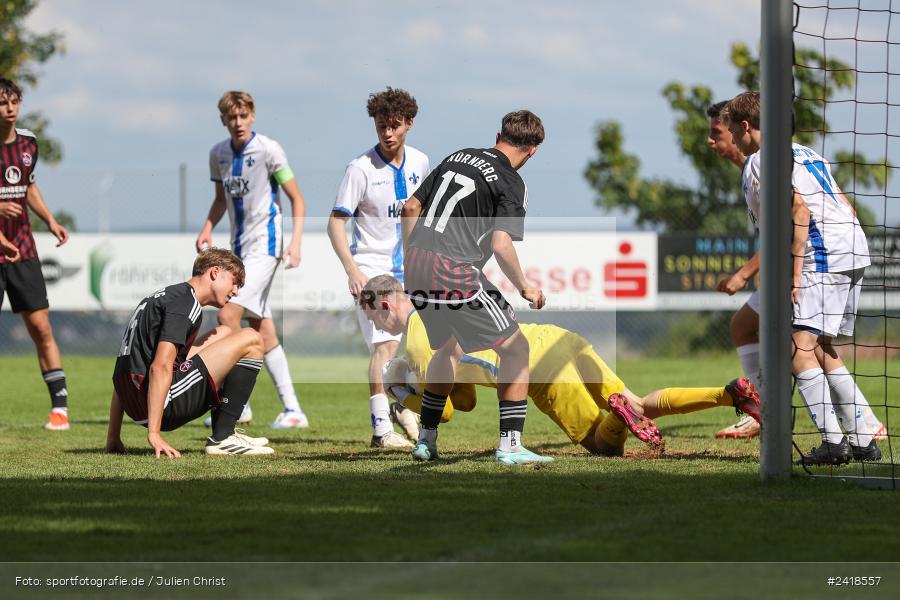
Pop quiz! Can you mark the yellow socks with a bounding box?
[655,387,730,416]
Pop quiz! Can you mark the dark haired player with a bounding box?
[400,110,550,465]
[0,77,73,431]
[106,248,275,458]
[327,86,430,449]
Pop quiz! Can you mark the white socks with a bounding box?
[370,393,392,437]
[736,343,761,391]
[499,430,523,452]
[826,366,875,447]
[796,368,844,444]
[264,345,303,413]
[419,426,438,444]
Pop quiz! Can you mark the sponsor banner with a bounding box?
[34,233,350,312]
[658,233,900,310]
[481,232,657,310]
[659,234,758,293]
[34,231,657,311]
[863,233,900,291]
[33,231,897,311]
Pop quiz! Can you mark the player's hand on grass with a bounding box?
[521,288,545,309]
[283,242,301,269]
[196,231,213,253]
[0,201,23,219]
[348,268,369,299]
[105,438,126,454]
[49,222,69,246]
[148,433,181,458]
[717,273,747,295]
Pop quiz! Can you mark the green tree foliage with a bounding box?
[1,0,65,164]
[30,210,76,233]
[585,42,886,231]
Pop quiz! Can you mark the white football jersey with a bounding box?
[741,152,762,229]
[742,145,869,273]
[333,145,430,278]
[209,133,294,259]
[791,144,869,273]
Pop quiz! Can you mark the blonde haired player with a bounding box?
[360,275,761,456]
[197,90,309,429]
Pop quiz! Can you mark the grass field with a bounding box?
[1,353,899,570]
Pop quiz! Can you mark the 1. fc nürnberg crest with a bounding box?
[5,166,21,184]
[179,359,193,372]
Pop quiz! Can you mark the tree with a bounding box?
[1,0,65,164]
[31,210,76,233]
[585,42,886,232]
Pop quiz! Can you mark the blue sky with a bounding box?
[23,1,769,232]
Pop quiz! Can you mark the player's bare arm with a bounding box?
[400,195,422,255]
[327,210,368,297]
[791,190,810,305]
[718,250,760,295]
[146,340,182,458]
[25,184,68,246]
[491,230,545,309]
[197,183,227,252]
[105,390,126,454]
[281,177,306,268]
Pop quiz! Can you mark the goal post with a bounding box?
[760,0,796,481]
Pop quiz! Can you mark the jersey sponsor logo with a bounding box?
[224,177,250,196]
[604,241,648,298]
[4,166,21,184]
[0,184,27,199]
[22,152,32,167]
[388,201,403,218]
[179,359,193,373]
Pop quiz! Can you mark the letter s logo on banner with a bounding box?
[604,242,647,298]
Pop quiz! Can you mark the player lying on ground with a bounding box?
[105,248,275,458]
[725,92,883,466]
[361,275,761,456]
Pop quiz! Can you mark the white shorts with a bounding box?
[229,254,279,319]
[792,269,863,338]
[745,289,760,314]
[355,265,403,351]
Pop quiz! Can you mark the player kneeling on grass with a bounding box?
[105,248,274,458]
[362,275,761,457]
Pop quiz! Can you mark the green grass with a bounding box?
[1,353,899,565]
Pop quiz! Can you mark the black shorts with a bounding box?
[0,258,49,313]
[411,278,519,353]
[113,356,220,431]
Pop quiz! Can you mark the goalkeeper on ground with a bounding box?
[360,275,760,455]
